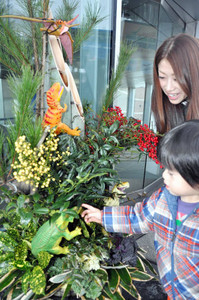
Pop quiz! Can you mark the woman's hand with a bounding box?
[81,204,102,224]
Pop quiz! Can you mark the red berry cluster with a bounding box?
[102,107,161,166]
[103,106,128,127]
[136,124,161,165]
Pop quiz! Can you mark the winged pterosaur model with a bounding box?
[0,14,79,64]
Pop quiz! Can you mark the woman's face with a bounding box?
[158,58,187,105]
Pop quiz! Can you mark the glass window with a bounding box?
[115,0,185,191]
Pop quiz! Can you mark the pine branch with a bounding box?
[6,66,42,177]
[73,3,106,53]
[27,0,40,72]
[56,0,79,21]
[0,19,30,65]
[0,57,21,75]
[103,42,136,110]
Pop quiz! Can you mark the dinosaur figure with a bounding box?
[0,15,78,64]
[42,82,81,136]
[103,182,130,206]
[31,210,82,257]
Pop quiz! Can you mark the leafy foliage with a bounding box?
[0,115,158,299]
[0,65,161,300]
[0,5,160,297]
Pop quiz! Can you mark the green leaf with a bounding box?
[49,271,71,283]
[130,270,154,281]
[79,218,90,238]
[116,267,131,286]
[137,252,157,275]
[0,231,16,248]
[99,148,107,156]
[46,193,55,204]
[95,268,108,282]
[30,266,46,295]
[0,269,20,292]
[135,256,145,272]
[61,283,72,300]
[33,193,40,202]
[109,121,120,135]
[17,195,26,208]
[86,279,103,299]
[37,251,53,269]
[76,159,92,173]
[63,209,79,219]
[18,208,32,225]
[90,140,99,151]
[22,270,31,293]
[5,201,17,211]
[103,284,124,299]
[120,279,140,299]
[102,144,115,151]
[109,136,119,144]
[107,269,120,293]
[33,206,49,215]
[14,240,28,261]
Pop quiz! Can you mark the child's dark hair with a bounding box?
[157,120,199,187]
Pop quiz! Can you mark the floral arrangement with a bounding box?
[0,107,160,299]
[0,68,161,300]
[93,105,161,165]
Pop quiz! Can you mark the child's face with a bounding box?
[162,168,199,203]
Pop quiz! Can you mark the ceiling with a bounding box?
[162,0,199,23]
[121,0,199,89]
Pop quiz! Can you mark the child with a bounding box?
[82,120,199,300]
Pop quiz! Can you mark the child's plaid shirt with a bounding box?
[102,186,199,300]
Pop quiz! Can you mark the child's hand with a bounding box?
[81,204,102,224]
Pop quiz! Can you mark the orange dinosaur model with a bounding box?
[42,82,81,136]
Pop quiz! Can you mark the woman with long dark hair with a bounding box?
[151,33,199,134]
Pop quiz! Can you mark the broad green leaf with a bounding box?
[130,270,154,281]
[0,269,20,292]
[120,279,140,299]
[116,267,131,285]
[14,240,28,261]
[64,209,79,218]
[109,121,120,135]
[32,193,40,202]
[135,256,145,272]
[102,144,115,151]
[17,195,26,208]
[95,268,108,282]
[103,284,124,299]
[107,269,120,293]
[33,206,49,215]
[30,266,46,295]
[137,252,157,275]
[37,251,53,269]
[18,208,32,225]
[22,270,31,293]
[49,271,71,283]
[109,136,119,144]
[0,231,16,247]
[100,148,107,156]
